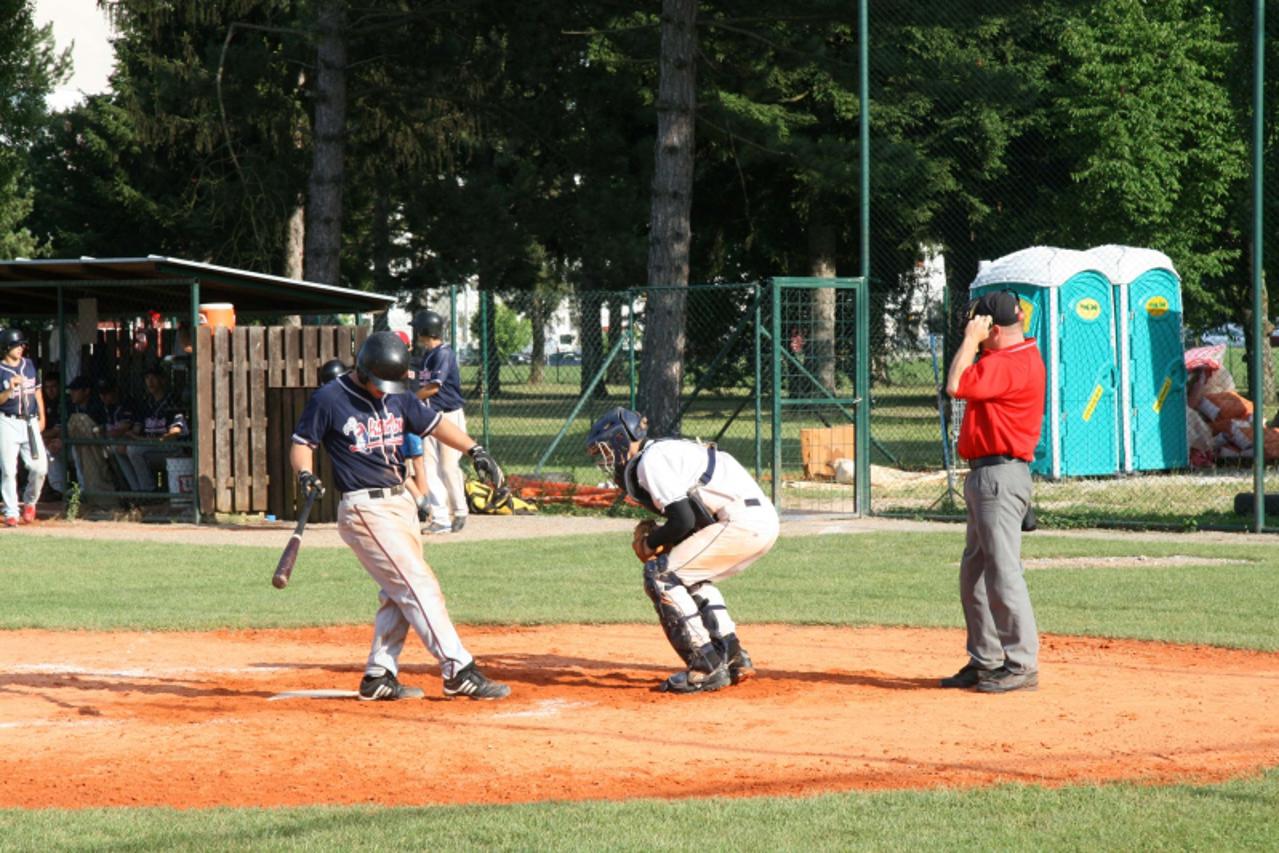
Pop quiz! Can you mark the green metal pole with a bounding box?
[770,279,782,507]
[628,290,637,409]
[754,282,762,481]
[1252,0,1265,532]
[190,279,201,523]
[480,290,491,448]
[855,0,872,517]
[450,284,458,347]
[56,287,68,508]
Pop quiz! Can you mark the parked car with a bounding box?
[1201,323,1245,347]
[547,350,582,366]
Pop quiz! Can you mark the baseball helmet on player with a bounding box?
[586,407,648,476]
[355,331,410,394]
[319,358,348,385]
[0,328,27,352]
[411,310,445,339]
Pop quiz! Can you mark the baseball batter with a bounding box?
[587,407,779,693]
[0,328,48,526]
[290,332,509,701]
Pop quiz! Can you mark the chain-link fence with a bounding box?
[425,281,863,514]
[862,2,1279,531]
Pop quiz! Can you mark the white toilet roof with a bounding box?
[970,246,1107,291]
[1086,244,1180,284]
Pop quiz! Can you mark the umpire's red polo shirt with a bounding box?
[955,339,1046,461]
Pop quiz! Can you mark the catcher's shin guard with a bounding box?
[690,582,738,640]
[643,556,714,666]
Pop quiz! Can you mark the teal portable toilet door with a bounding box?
[1058,275,1118,475]
[1127,274,1188,469]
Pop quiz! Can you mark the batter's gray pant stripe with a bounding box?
[351,503,465,677]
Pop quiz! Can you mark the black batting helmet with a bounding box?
[411,310,445,339]
[355,331,410,394]
[319,358,348,385]
[0,328,27,351]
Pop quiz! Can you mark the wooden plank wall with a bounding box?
[195,324,371,522]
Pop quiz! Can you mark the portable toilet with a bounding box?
[1087,245,1188,472]
[970,246,1119,478]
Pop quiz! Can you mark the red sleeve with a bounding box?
[955,356,1014,402]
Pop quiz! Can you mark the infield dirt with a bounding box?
[3,624,1278,808]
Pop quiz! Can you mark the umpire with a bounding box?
[941,291,1044,694]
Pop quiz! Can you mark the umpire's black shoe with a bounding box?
[939,663,998,688]
[359,672,425,701]
[976,666,1039,694]
[443,663,511,700]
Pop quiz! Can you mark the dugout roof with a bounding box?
[0,256,396,317]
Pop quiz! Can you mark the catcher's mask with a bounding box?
[586,407,647,477]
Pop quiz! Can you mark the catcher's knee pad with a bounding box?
[644,557,712,666]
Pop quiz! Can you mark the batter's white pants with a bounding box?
[0,415,48,519]
[424,408,468,525]
[338,489,473,680]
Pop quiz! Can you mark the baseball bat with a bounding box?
[272,488,320,589]
[27,420,40,461]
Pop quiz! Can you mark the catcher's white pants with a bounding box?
[424,407,468,525]
[338,488,473,680]
[0,415,47,519]
[663,505,780,647]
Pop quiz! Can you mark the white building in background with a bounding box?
[882,244,947,350]
[398,285,584,361]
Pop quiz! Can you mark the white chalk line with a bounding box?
[491,698,591,719]
[5,664,291,678]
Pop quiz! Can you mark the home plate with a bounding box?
[267,689,360,701]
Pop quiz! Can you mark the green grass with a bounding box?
[6,529,1278,849]
[2,770,1277,851]
[5,531,1279,650]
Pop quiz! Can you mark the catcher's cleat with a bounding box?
[443,663,510,700]
[728,647,755,685]
[358,672,425,701]
[660,662,731,695]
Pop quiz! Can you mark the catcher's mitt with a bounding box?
[632,519,658,562]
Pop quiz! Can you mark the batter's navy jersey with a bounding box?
[417,344,464,413]
[292,373,442,494]
[0,358,39,418]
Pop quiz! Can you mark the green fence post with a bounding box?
[628,289,637,410]
[770,279,782,507]
[450,284,458,348]
[857,0,872,517]
[480,289,491,448]
[1251,0,1266,532]
[56,287,68,513]
[190,278,201,523]
[754,282,762,481]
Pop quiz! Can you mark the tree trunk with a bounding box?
[284,201,305,280]
[529,290,546,385]
[639,0,697,437]
[578,286,608,398]
[303,0,347,286]
[808,222,837,393]
[606,292,629,386]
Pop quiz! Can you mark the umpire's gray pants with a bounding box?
[959,461,1039,674]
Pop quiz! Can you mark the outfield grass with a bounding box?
[5,528,1278,849]
[1,769,1277,851]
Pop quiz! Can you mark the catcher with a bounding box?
[587,407,779,694]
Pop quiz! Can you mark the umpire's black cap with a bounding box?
[356,331,409,394]
[967,291,1021,327]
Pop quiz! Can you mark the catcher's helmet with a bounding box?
[586,407,647,475]
[411,310,445,339]
[355,331,410,394]
[319,358,348,385]
[0,328,27,351]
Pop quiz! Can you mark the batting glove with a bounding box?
[468,444,504,489]
[298,470,325,498]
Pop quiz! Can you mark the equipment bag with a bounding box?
[465,480,538,515]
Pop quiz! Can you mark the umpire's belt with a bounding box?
[342,483,407,501]
[968,454,1025,470]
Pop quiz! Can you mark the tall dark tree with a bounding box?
[640,0,698,436]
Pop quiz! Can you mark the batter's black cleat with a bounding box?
[975,666,1039,694]
[443,663,510,700]
[660,662,731,694]
[359,672,425,701]
[940,663,998,689]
